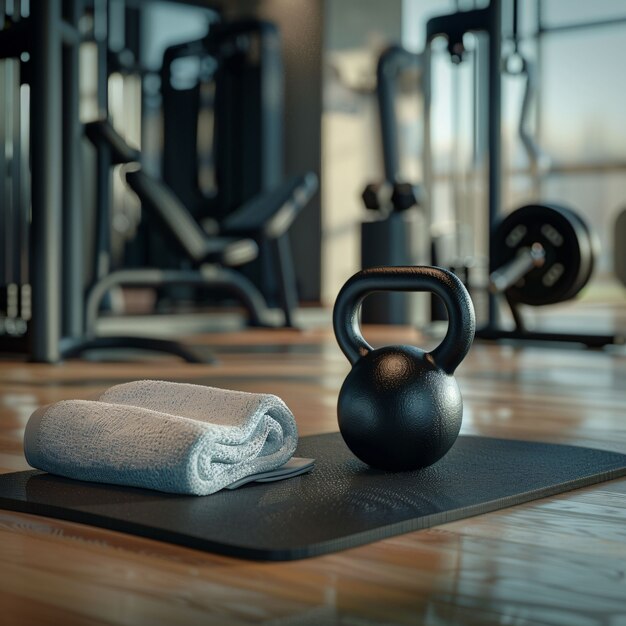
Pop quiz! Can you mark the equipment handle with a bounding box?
[333,266,475,374]
[489,243,545,293]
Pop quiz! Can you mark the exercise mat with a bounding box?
[1,433,625,561]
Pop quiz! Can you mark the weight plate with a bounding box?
[490,204,594,306]
[614,208,626,287]
[556,206,595,302]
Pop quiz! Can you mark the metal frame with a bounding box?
[0,1,29,353]
[58,264,273,363]
[0,0,84,362]
[30,0,64,362]
[424,1,502,324]
[423,0,623,348]
[375,45,422,183]
[159,20,303,327]
[83,267,271,335]
[0,0,292,363]
[62,0,84,340]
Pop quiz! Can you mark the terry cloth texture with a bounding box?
[23,380,298,495]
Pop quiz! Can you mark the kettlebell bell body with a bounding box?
[333,266,475,471]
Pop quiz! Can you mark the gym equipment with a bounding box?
[424,3,622,348]
[480,205,619,347]
[361,46,423,217]
[0,1,133,361]
[360,46,426,325]
[377,46,421,180]
[2,432,625,561]
[61,119,277,362]
[160,20,317,327]
[0,0,29,354]
[0,1,317,362]
[362,181,422,215]
[0,1,316,363]
[504,0,551,182]
[424,4,501,323]
[360,215,421,325]
[0,0,68,362]
[360,46,424,217]
[333,266,475,471]
[480,203,622,346]
[59,6,277,362]
[489,204,595,305]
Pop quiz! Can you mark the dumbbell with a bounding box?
[362,181,422,214]
[490,204,595,305]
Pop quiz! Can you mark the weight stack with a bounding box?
[360,212,417,324]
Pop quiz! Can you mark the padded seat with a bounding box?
[78,119,275,354]
[160,21,319,327]
[220,173,319,239]
[125,169,258,268]
[85,119,258,269]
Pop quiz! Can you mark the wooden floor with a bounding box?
[1,315,626,625]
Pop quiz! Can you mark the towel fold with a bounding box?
[23,380,298,495]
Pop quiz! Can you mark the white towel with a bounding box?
[23,380,298,496]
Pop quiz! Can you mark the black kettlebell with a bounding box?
[333,266,475,471]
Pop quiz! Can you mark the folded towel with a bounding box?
[23,380,298,496]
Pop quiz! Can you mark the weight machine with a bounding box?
[0,0,317,363]
[359,45,425,324]
[422,0,623,348]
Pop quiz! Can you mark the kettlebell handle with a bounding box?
[333,266,475,374]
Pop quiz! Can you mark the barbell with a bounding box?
[489,204,595,306]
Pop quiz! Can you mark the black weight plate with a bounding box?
[491,204,594,306]
[616,208,626,287]
[555,206,595,302]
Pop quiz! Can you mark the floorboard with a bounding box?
[1,315,626,625]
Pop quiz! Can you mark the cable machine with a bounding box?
[423,0,623,348]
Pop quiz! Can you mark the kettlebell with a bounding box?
[333,266,475,471]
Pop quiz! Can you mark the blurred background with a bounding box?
[1,0,625,361]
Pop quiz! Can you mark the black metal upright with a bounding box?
[424,1,502,325]
[424,0,621,348]
[487,0,502,325]
[376,45,422,183]
[62,0,84,339]
[94,0,112,283]
[30,0,63,362]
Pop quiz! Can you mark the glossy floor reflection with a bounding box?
[1,321,625,625]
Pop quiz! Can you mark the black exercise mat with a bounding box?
[1,433,625,561]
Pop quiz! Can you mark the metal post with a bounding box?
[30,0,63,362]
[535,0,544,200]
[62,0,84,338]
[424,4,495,323]
[487,0,502,325]
[377,47,401,182]
[0,3,7,303]
[422,41,432,205]
[94,0,112,282]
